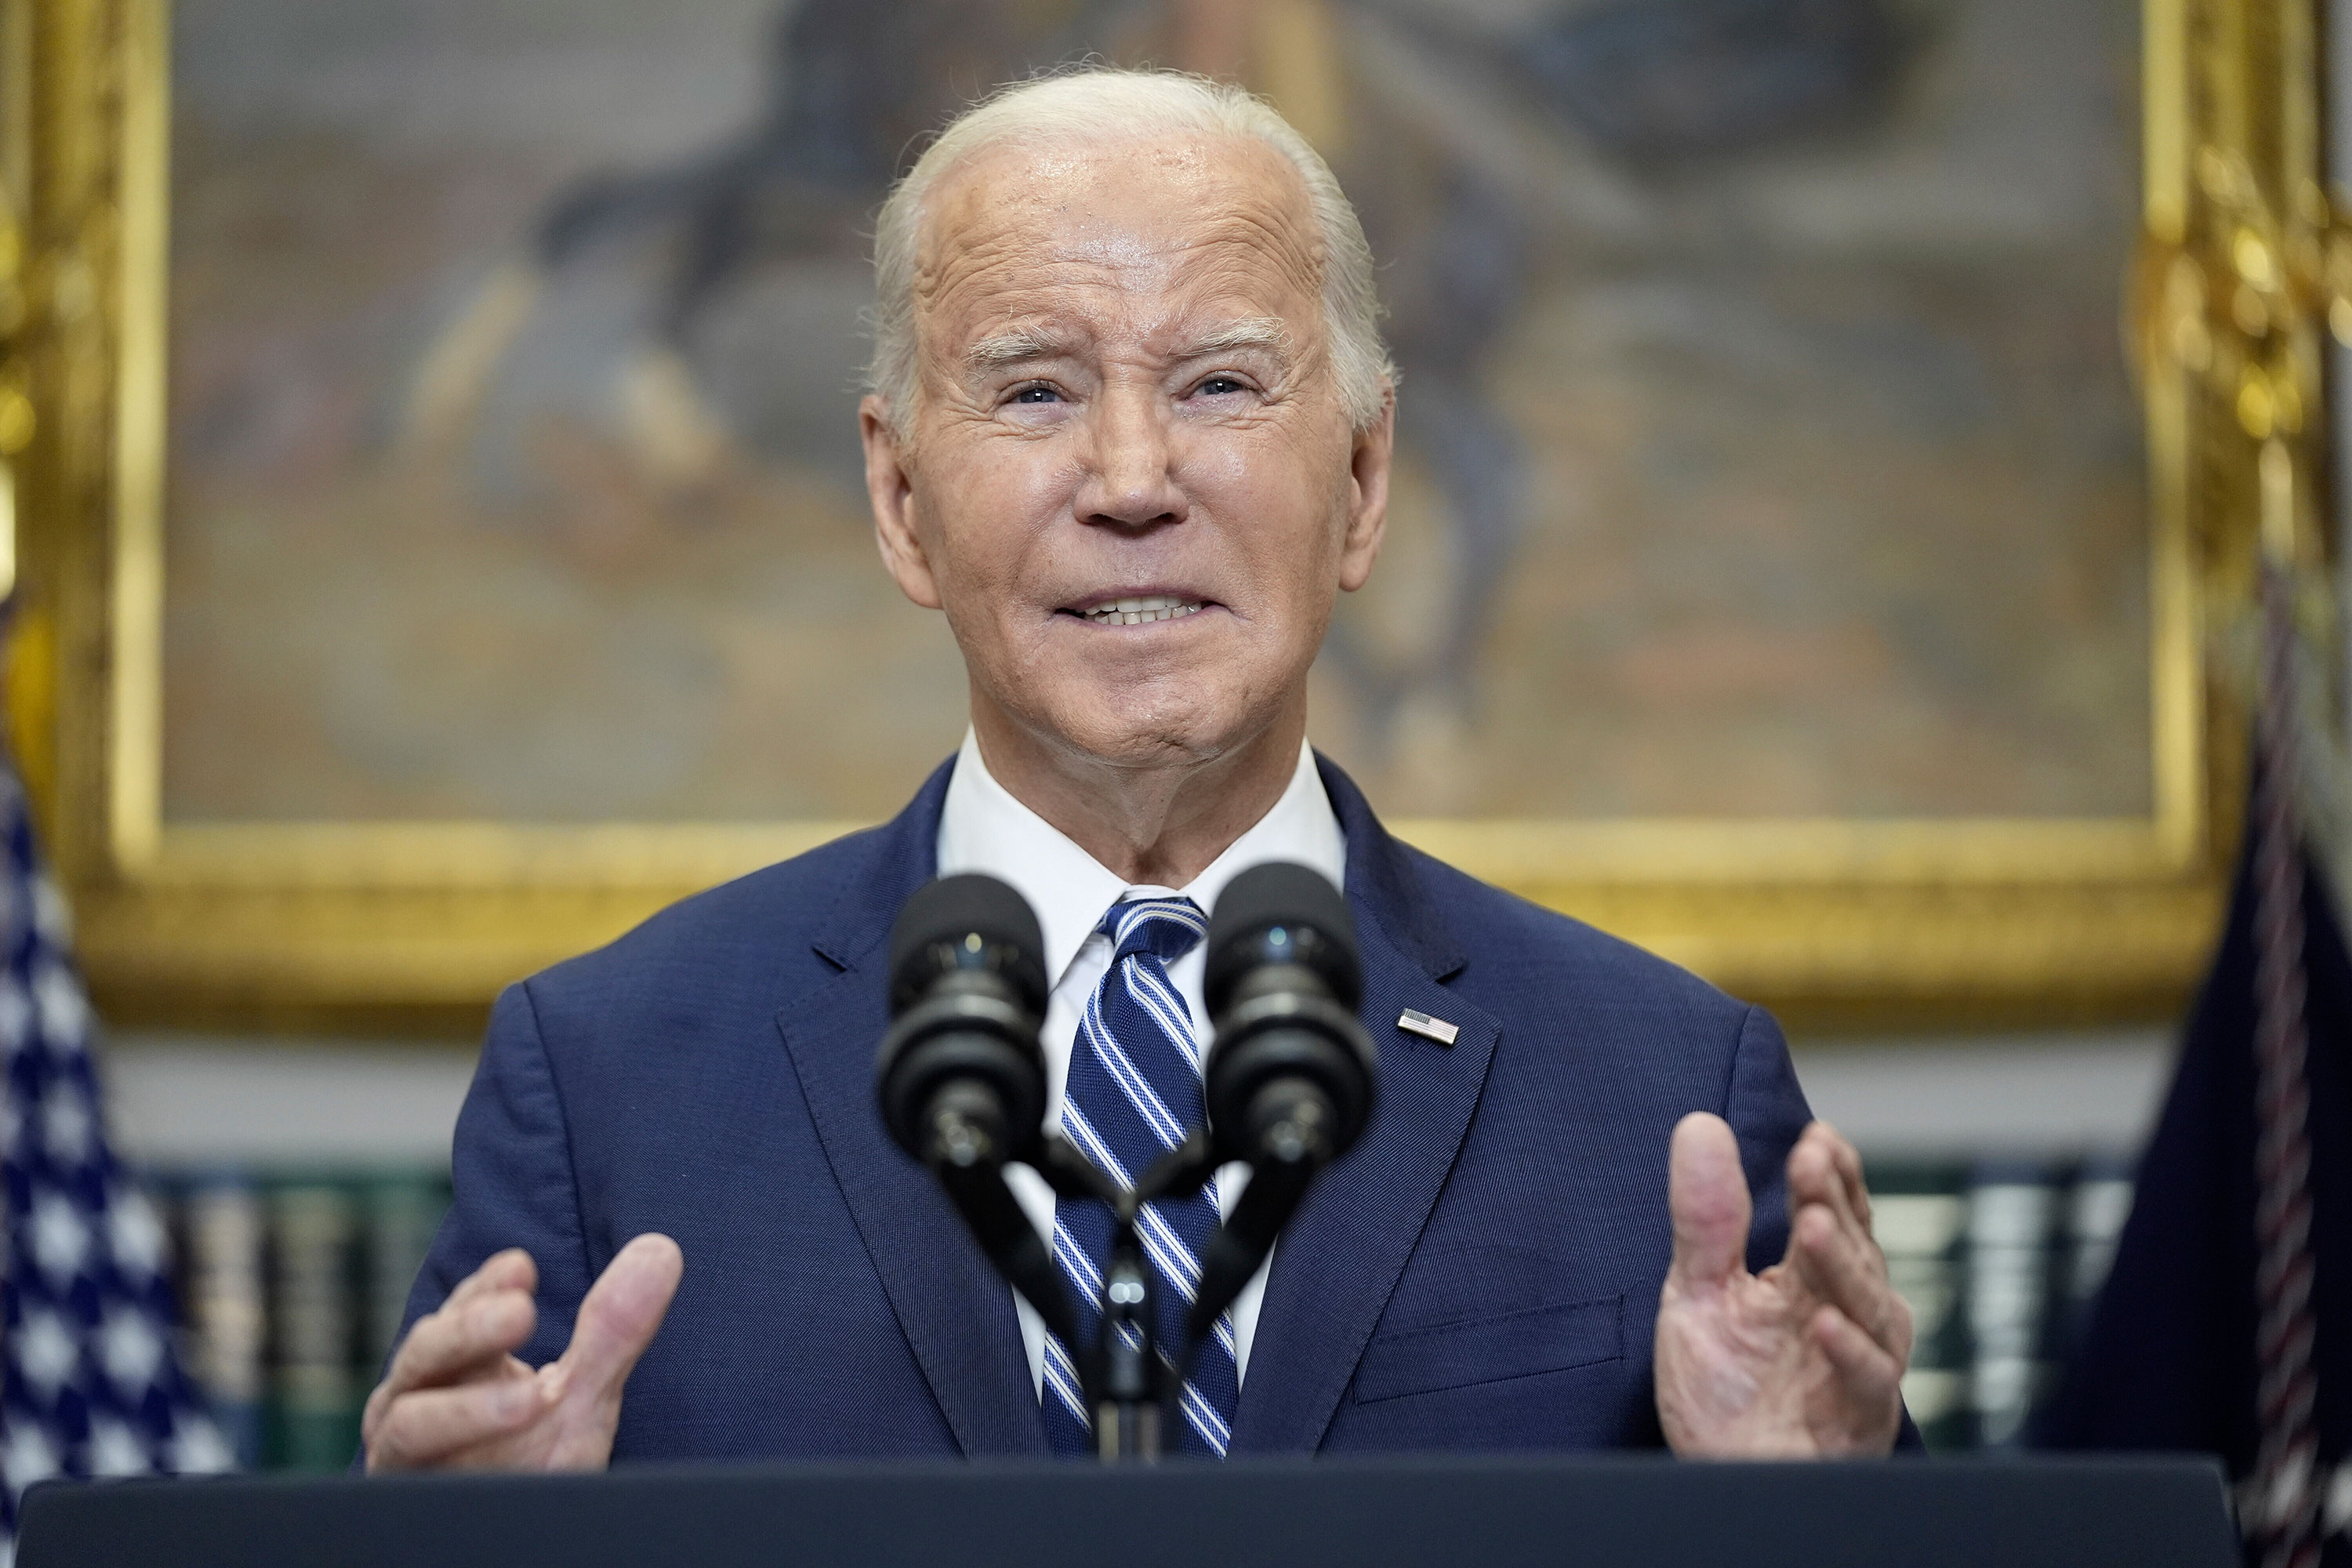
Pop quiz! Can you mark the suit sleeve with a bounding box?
[1722,1004,1926,1455]
[392,978,595,1372]
[1725,1004,1811,1276]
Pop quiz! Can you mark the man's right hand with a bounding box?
[361,1232,684,1472]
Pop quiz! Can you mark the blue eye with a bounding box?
[1012,385,1061,405]
[1196,376,1245,397]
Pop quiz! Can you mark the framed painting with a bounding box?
[0,0,2321,1032]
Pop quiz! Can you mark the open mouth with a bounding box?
[1065,595,1209,626]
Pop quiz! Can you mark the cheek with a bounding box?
[922,438,1075,604]
[1185,430,1352,600]
[978,437,1078,515]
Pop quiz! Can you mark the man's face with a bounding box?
[862,132,1390,773]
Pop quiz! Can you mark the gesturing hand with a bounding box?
[1653,1114,1910,1457]
[362,1233,684,1472]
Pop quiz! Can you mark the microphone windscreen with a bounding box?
[887,874,1049,1017]
[1205,862,1361,1016]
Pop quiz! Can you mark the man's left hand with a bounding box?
[1653,1113,1911,1457]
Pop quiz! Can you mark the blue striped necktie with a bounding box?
[1040,895,1240,1457]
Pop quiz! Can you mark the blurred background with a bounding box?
[3,0,2341,1498]
[162,0,2147,822]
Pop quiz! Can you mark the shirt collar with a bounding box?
[934,730,1346,991]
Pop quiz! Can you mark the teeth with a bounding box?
[1080,596,1204,626]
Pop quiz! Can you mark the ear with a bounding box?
[1337,392,1393,593]
[863,394,942,610]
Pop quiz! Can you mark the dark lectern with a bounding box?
[16,1454,2235,1568]
[13,1457,2220,1568]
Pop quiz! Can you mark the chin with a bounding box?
[989,637,1307,771]
[1040,687,1256,771]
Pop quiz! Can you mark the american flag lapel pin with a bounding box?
[1396,1007,1459,1046]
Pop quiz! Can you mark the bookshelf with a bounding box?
[110,1036,470,1471]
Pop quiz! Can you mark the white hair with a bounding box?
[867,68,1395,434]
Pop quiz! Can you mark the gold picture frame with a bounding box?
[0,0,2325,1034]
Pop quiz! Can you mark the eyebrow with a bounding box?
[960,318,1294,375]
[964,326,1080,372]
[1174,318,1293,361]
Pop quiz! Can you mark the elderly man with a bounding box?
[361,69,1912,1471]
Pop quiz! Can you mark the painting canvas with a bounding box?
[161,0,2150,826]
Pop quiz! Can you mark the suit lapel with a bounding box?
[771,753,1496,1457]
[1229,759,1502,1453]
[774,759,1048,1457]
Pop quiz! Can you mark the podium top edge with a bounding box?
[23,1450,2233,1497]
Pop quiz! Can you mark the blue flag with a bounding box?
[0,769,227,1555]
[2040,834,2352,1562]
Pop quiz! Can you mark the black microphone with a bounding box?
[1203,862,1376,1165]
[1186,861,1377,1347]
[874,874,1080,1352]
[877,873,1050,1170]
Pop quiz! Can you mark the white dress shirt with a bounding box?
[934,729,1348,1399]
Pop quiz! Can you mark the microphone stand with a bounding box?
[1031,1134,1225,1461]
[921,1112,1208,1464]
[1160,1080,1345,1451]
[930,1116,1327,1465]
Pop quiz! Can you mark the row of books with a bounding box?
[147,1154,2132,1470]
[1873,1156,2137,1450]
[161,1168,453,1472]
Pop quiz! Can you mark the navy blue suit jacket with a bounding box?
[400,756,1820,1458]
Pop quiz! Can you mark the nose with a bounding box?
[1073,380,1186,532]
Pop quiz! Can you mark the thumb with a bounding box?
[1667,1112,1751,1290]
[555,1233,684,1402]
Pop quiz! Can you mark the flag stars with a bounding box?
[0,789,216,1524]
[28,876,69,946]
[13,1308,78,1403]
[29,1188,90,1283]
[108,1189,165,1280]
[2,1420,59,1497]
[97,1307,164,1396]
[85,1418,150,1479]
[31,962,83,1051]
[167,1415,234,1476]
[38,1083,90,1166]
[0,982,28,1055]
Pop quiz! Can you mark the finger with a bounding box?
[1786,1128,1886,1307]
[1793,1121,1873,1234]
[443,1248,538,1314]
[1798,1124,1892,1294]
[1667,1112,1751,1290]
[372,1247,538,1424]
[1786,1126,1864,1239]
[1819,1124,1873,1232]
[554,1233,685,1400]
[365,1366,559,1472]
[1791,1203,1911,1359]
[382,1286,538,1399]
[1811,1305,1903,1450]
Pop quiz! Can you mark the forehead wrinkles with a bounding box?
[910,137,1327,364]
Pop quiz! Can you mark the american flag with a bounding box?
[0,768,228,1559]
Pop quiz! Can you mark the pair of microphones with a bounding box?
[873,862,1376,1457]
